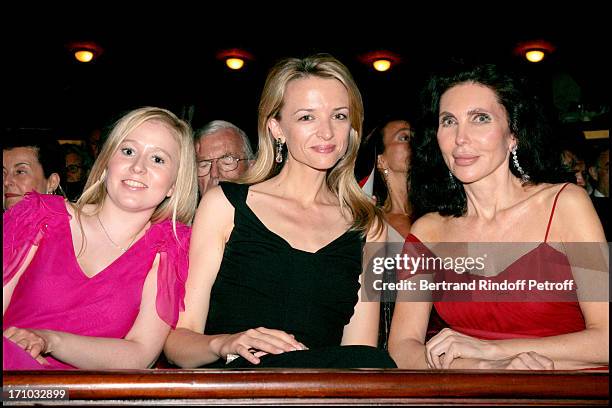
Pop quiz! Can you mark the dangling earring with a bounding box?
[275,138,284,163]
[382,168,391,195]
[55,185,66,199]
[511,145,530,182]
[449,170,458,188]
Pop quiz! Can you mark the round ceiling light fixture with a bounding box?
[372,59,392,72]
[225,58,245,70]
[359,50,401,72]
[216,49,254,71]
[514,40,555,63]
[67,41,103,63]
[525,50,546,63]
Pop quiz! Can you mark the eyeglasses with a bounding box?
[66,164,83,173]
[197,154,248,176]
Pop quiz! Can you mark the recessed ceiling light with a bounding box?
[359,50,401,72]
[514,40,555,63]
[226,58,245,70]
[372,59,391,72]
[67,41,103,63]
[75,50,94,63]
[216,49,254,71]
[525,50,545,63]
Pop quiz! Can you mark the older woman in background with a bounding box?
[3,131,65,210]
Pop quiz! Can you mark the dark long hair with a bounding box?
[358,115,413,211]
[410,63,567,218]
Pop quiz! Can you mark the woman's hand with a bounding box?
[211,327,307,365]
[426,328,503,369]
[426,328,555,370]
[4,326,52,365]
[477,352,555,370]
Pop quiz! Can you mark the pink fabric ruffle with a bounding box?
[144,220,191,329]
[3,192,68,286]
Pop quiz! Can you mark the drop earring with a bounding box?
[449,170,458,188]
[511,145,530,182]
[382,168,391,195]
[275,138,284,163]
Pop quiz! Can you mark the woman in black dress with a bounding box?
[164,54,396,368]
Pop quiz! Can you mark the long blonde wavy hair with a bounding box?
[75,107,198,250]
[241,54,383,236]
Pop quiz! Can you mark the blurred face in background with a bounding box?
[561,149,587,188]
[88,129,102,159]
[66,152,84,183]
[378,120,413,174]
[590,150,609,197]
[195,129,249,196]
[3,147,58,209]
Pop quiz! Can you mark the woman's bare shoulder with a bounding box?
[545,183,605,242]
[410,212,449,242]
[193,186,234,228]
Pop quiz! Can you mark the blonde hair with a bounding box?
[241,54,383,236]
[75,107,198,248]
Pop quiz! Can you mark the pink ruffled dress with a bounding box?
[3,191,190,370]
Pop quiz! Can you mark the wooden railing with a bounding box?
[3,369,609,405]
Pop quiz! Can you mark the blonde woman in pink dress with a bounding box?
[3,107,198,369]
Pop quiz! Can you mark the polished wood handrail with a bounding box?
[3,369,609,405]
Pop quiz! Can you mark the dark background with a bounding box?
[4,10,609,149]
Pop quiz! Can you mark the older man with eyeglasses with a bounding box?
[194,120,254,196]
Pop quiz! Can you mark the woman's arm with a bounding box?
[5,259,170,369]
[163,187,231,367]
[340,275,380,347]
[163,187,302,368]
[340,218,387,347]
[3,246,38,316]
[387,214,446,369]
[387,301,433,368]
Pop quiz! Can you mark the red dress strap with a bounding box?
[544,183,570,242]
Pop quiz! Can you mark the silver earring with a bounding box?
[275,138,284,163]
[449,170,458,188]
[381,168,391,195]
[511,146,530,182]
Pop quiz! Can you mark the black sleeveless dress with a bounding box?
[203,182,395,368]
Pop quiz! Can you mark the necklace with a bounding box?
[96,213,139,252]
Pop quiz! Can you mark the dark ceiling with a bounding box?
[4,12,609,144]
